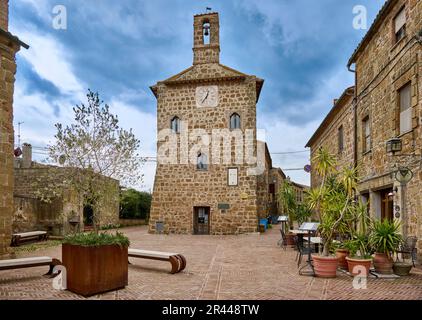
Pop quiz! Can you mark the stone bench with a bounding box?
[11,231,48,247]
[0,256,62,277]
[128,249,186,274]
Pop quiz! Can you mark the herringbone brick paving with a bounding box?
[0,226,421,300]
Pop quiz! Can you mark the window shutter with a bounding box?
[395,9,406,33]
[400,108,412,134]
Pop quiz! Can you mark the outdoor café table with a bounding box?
[289,230,308,248]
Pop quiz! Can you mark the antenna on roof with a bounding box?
[17,121,24,147]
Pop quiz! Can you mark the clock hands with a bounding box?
[201,90,209,103]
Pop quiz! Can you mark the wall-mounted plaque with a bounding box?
[218,203,230,210]
[228,168,238,186]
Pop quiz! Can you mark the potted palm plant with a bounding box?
[62,231,130,296]
[307,148,358,278]
[369,219,403,274]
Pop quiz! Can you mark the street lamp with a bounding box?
[386,138,402,155]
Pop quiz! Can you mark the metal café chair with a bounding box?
[295,235,316,267]
[396,236,418,267]
[278,229,287,250]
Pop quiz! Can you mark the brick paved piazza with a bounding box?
[1,226,421,300]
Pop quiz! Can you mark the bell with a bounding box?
[204,27,209,36]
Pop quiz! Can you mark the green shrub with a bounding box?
[120,189,152,220]
[369,219,402,257]
[63,231,130,247]
[100,223,121,230]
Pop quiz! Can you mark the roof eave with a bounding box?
[0,28,29,49]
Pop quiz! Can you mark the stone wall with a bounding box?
[13,195,64,235]
[0,2,20,255]
[308,90,355,188]
[256,142,272,219]
[0,0,8,31]
[354,0,422,260]
[14,164,120,235]
[268,168,286,216]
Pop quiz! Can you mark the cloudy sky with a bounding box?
[9,0,386,190]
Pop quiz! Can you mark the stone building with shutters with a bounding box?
[148,12,307,235]
[306,87,356,187]
[0,0,28,255]
[307,0,422,261]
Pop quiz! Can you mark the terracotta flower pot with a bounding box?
[335,249,349,270]
[346,257,372,276]
[393,262,412,276]
[312,254,338,278]
[373,252,394,274]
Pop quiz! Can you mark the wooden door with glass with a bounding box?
[193,207,210,235]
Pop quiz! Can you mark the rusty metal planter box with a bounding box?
[62,243,128,296]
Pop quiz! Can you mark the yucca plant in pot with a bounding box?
[307,148,358,278]
[369,219,403,275]
[344,233,373,276]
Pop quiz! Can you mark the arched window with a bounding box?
[203,22,210,45]
[171,116,180,134]
[230,113,241,130]
[197,153,208,170]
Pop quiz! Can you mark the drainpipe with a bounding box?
[348,63,358,170]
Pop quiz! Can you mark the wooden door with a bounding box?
[193,207,210,235]
[380,190,393,222]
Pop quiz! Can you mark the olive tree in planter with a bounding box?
[62,232,130,296]
[34,91,143,296]
[44,90,143,231]
[369,219,403,275]
[307,148,358,278]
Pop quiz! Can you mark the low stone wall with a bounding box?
[118,219,147,227]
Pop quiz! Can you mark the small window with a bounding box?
[338,125,344,153]
[230,113,241,130]
[394,7,406,43]
[399,83,412,134]
[197,153,208,170]
[203,22,210,45]
[171,116,180,134]
[362,117,371,153]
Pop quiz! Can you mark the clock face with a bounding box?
[196,85,219,108]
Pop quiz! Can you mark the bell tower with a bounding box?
[193,12,220,65]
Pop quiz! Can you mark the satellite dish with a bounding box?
[304,165,311,173]
[58,154,66,165]
[14,147,22,157]
[395,167,413,184]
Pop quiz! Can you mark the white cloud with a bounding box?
[13,29,84,95]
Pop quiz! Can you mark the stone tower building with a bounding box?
[0,0,28,255]
[149,12,265,235]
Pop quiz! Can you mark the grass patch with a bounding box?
[13,240,63,254]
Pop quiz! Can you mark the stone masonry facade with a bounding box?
[13,144,120,235]
[306,87,356,187]
[307,0,422,261]
[149,12,306,235]
[0,0,24,255]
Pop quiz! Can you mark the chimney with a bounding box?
[22,143,32,168]
[0,0,9,31]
